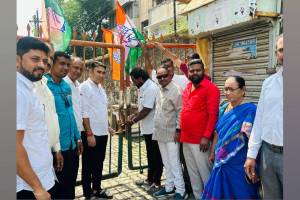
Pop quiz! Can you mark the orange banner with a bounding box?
[102,29,121,81]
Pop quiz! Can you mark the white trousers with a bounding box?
[158,141,185,196]
[183,143,211,200]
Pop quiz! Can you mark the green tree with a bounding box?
[59,0,114,58]
[61,0,113,37]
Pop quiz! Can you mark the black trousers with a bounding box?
[144,134,163,185]
[180,142,193,195]
[17,186,56,199]
[53,148,79,199]
[81,132,108,197]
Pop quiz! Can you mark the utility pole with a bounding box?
[29,9,43,37]
[173,0,177,41]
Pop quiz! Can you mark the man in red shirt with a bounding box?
[180,59,220,199]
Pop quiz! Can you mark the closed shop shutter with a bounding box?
[212,20,273,103]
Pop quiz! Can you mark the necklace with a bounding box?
[225,99,244,113]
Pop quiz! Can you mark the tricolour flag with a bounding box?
[116,0,145,74]
[44,0,72,51]
[102,29,121,81]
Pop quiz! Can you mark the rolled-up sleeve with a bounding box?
[143,86,158,109]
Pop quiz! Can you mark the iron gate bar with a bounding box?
[75,131,124,186]
[127,129,148,172]
[16,35,198,182]
[69,40,126,91]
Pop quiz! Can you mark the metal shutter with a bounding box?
[212,20,273,103]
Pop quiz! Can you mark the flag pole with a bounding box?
[43,0,51,41]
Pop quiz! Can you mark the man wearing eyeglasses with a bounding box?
[44,51,83,199]
[79,62,114,199]
[179,59,220,199]
[245,35,284,199]
[152,65,186,200]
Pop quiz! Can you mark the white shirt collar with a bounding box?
[87,78,103,89]
[65,75,80,87]
[140,79,151,92]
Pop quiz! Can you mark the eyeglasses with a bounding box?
[224,87,240,92]
[156,74,169,80]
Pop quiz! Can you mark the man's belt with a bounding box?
[263,141,283,154]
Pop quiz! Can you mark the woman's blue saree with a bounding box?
[201,102,260,200]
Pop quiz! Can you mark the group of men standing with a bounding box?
[16,36,113,200]
[128,54,220,199]
[16,35,283,200]
[128,36,283,200]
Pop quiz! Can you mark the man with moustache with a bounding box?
[244,35,284,199]
[16,36,55,200]
[180,59,220,199]
[44,51,83,199]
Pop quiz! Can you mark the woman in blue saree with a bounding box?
[201,76,260,200]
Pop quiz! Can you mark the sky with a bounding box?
[17,0,43,36]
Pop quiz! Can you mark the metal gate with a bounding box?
[212,20,274,103]
[17,34,197,183]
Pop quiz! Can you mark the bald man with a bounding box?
[64,57,85,134]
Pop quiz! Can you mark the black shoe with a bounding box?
[93,189,113,199]
[146,183,162,195]
[135,179,152,187]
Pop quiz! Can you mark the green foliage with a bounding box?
[60,0,114,59]
[60,0,113,34]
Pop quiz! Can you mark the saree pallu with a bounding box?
[201,102,260,200]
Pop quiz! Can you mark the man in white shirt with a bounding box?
[79,61,114,199]
[16,36,55,200]
[127,68,163,193]
[64,57,84,133]
[244,35,284,199]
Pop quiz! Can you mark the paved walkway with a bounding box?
[75,133,166,200]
